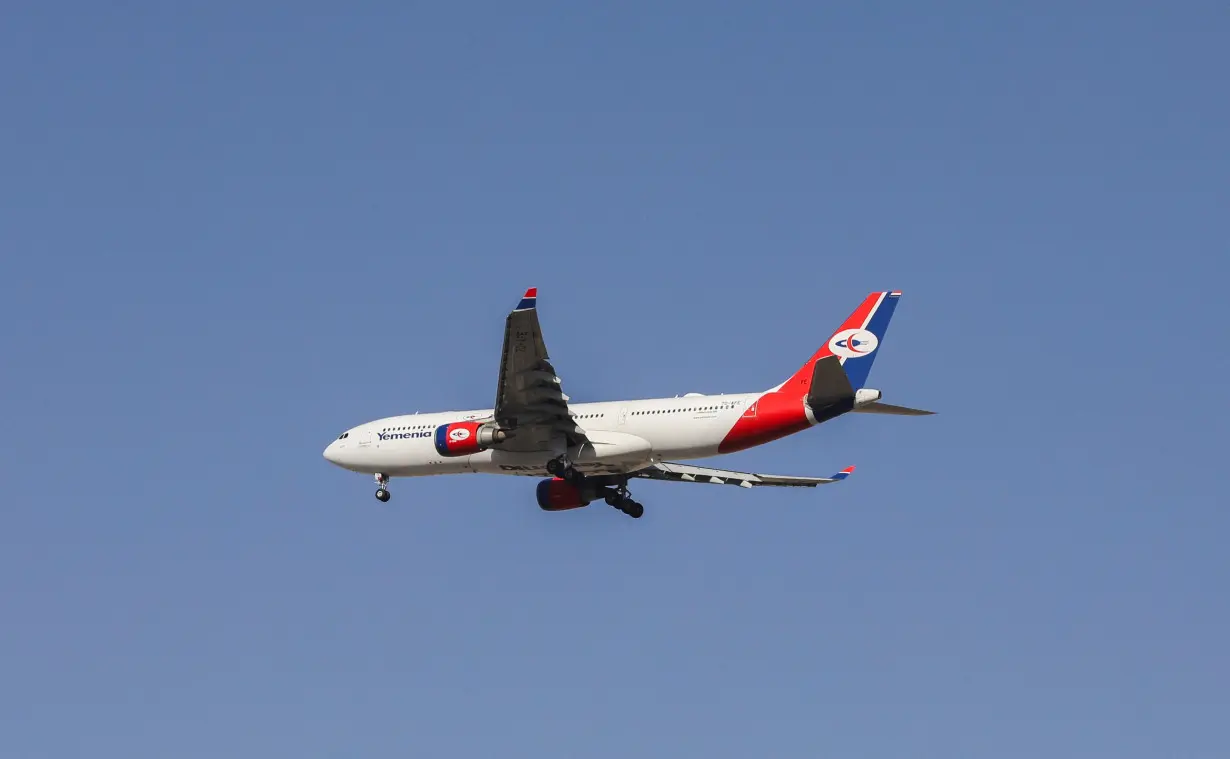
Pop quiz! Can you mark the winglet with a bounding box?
[829,465,856,481]
[515,287,538,311]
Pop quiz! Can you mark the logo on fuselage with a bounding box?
[828,328,879,359]
[378,431,432,441]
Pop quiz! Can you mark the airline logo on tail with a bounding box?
[828,328,879,358]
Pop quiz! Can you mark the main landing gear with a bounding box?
[604,481,643,519]
[545,456,585,486]
[374,473,391,502]
[547,458,644,519]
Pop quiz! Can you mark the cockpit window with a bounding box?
[338,432,349,439]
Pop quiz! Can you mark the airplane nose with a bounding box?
[323,441,342,464]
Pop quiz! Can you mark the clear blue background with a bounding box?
[3,2,1227,756]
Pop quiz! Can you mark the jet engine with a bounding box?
[434,420,508,457]
[535,477,594,511]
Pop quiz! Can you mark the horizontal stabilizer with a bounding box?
[851,401,935,416]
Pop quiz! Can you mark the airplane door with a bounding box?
[618,407,628,426]
[357,429,373,448]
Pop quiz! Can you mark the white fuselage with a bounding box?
[323,392,766,479]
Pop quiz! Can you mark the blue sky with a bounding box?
[2,1,1228,756]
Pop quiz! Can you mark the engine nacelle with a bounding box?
[536,477,594,511]
[434,420,508,457]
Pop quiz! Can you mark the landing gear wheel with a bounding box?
[606,480,639,516]
[546,458,564,477]
[373,473,390,502]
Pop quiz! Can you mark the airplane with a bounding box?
[322,288,933,518]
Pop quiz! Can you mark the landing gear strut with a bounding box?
[546,456,585,486]
[374,473,391,502]
[604,480,643,519]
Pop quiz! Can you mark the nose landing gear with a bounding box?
[374,473,391,502]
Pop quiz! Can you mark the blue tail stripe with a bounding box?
[841,292,899,389]
[515,297,536,310]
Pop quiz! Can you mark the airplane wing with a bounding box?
[630,462,856,488]
[492,288,588,452]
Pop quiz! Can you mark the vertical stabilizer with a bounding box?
[772,291,902,394]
